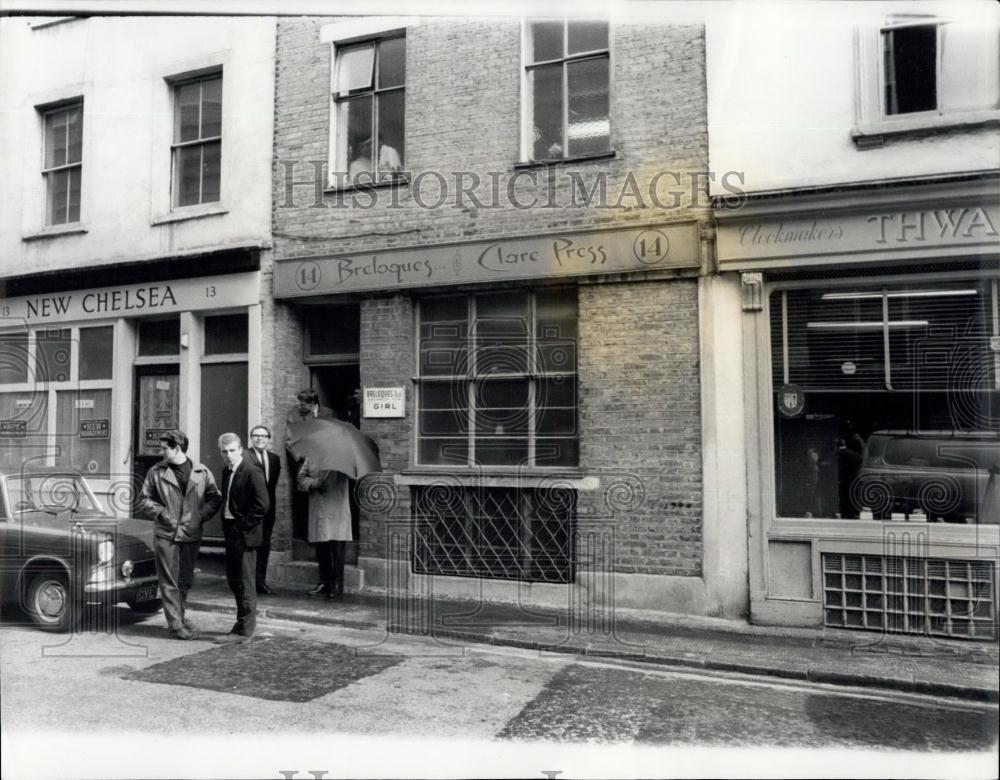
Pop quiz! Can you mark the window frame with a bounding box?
[414,288,579,470]
[0,323,116,478]
[520,18,612,163]
[40,100,84,226]
[762,271,1000,528]
[169,70,223,208]
[853,17,1000,147]
[328,31,406,188]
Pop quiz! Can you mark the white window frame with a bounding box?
[40,100,84,227]
[170,71,223,209]
[853,16,1000,146]
[519,18,612,163]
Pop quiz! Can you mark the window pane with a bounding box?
[939,24,1000,112]
[67,167,81,223]
[536,288,578,372]
[418,437,468,465]
[884,25,937,115]
[476,292,528,375]
[536,437,578,467]
[343,95,374,177]
[55,389,111,477]
[174,145,202,206]
[0,335,29,384]
[200,77,222,138]
[474,379,529,435]
[66,106,82,164]
[568,20,608,54]
[378,37,405,88]
[306,304,360,356]
[336,44,375,93]
[529,64,564,159]
[567,57,610,156]
[35,329,71,383]
[79,326,113,380]
[538,375,576,409]
[204,313,248,354]
[47,169,69,225]
[45,110,67,168]
[476,439,529,466]
[138,317,180,356]
[0,392,48,472]
[529,20,564,62]
[376,90,405,174]
[420,297,468,376]
[201,141,221,203]
[176,81,202,142]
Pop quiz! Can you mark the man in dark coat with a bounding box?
[214,432,269,643]
[249,424,282,594]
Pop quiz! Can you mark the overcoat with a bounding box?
[296,458,352,543]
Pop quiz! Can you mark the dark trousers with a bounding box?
[255,510,276,588]
[315,540,346,589]
[224,536,258,636]
[153,536,200,632]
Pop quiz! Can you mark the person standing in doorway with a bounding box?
[297,458,352,600]
[248,424,281,595]
[138,429,222,640]
[285,388,335,427]
[285,388,335,545]
[214,433,269,644]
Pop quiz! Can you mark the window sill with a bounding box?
[324,175,410,195]
[514,150,618,169]
[151,204,228,225]
[851,109,1000,148]
[22,223,89,241]
[396,469,599,490]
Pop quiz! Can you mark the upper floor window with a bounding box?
[332,35,405,184]
[854,16,1000,144]
[524,19,610,161]
[171,73,222,207]
[42,101,82,225]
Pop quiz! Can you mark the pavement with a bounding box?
[185,574,1000,704]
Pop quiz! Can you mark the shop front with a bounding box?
[272,221,736,615]
[716,175,1000,639]
[0,251,262,535]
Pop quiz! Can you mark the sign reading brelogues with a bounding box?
[274,223,700,298]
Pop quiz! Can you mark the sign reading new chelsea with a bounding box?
[275,223,700,297]
[1,272,260,324]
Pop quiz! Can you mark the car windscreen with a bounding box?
[4,473,105,514]
[882,438,1000,472]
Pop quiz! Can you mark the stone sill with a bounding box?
[22,224,89,241]
[852,110,1000,148]
[151,204,228,225]
[395,470,599,490]
[514,150,618,169]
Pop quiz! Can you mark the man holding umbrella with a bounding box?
[287,414,381,600]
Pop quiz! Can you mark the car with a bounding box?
[854,431,1000,523]
[0,468,162,631]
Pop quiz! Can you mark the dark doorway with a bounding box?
[132,364,180,513]
[199,361,249,541]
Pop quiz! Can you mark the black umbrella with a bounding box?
[286,417,381,479]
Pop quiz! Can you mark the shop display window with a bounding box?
[524,19,610,161]
[55,389,111,477]
[137,316,180,356]
[770,278,1000,524]
[204,313,248,354]
[0,334,29,384]
[79,326,113,380]
[417,288,578,467]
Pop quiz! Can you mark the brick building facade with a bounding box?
[264,15,745,617]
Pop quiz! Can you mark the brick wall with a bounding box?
[578,279,703,576]
[270,16,709,576]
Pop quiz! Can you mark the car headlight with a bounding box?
[97,535,115,565]
[121,560,134,579]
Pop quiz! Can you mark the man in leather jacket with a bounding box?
[138,429,222,640]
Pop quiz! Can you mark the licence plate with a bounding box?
[134,585,159,602]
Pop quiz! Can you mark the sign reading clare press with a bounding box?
[275,223,700,297]
[363,387,405,418]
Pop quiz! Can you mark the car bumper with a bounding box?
[83,575,160,604]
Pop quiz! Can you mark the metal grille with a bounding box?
[823,554,997,640]
[412,486,575,583]
[130,559,157,579]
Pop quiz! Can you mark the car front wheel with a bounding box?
[25,572,80,632]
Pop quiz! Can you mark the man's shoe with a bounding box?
[327,583,344,601]
[308,583,329,596]
[182,618,199,633]
[213,633,252,645]
[256,583,274,595]
[170,627,195,641]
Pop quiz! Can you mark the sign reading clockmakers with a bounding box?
[274,223,700,298]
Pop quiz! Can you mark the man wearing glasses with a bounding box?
[138,429,222,640]
[249,425,282,594]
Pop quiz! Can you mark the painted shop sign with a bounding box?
[274,223,700,297]
[80,420,110,439]
[717,204,999,265]
[0,271,260,325]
